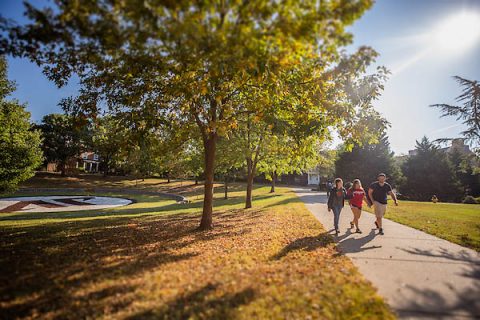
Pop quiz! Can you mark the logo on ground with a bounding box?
[0,196,132,213]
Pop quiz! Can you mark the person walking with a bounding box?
[347,179,367,234]
[326,180,333,197]
[327,178,346,234]
[368,173,398,235]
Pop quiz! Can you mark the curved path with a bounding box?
[293,188,480,320]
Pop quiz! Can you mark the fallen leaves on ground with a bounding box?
[0,186,394,319]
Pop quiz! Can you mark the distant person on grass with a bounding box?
[368,173,398,235]
[327,178,346,235]
[347,179,368,234]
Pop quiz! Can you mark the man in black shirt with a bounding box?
[368,173,398,235]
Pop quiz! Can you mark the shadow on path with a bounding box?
[292,189,328,204]
[396,247,480,318]
[338,229,381,254]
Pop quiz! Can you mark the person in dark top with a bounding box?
[368,173,398,235]
[327,178,346,234]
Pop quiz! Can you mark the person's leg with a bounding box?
[333,206,341,231]
[350,206,355,228]
[374,202,386,234]
[374,201,382,229]
[353,207,361,230]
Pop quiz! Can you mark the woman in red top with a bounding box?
[347,179,368,233]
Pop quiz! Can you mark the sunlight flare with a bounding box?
[432,12,480,53]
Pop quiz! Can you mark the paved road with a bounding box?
[293,188,480,319]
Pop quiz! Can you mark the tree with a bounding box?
[448,147,480,197]
[91,116,128,176]
[216,136,244,199]
[335,132,402,187]
[36,114,85,176]
[400,137,462,202]
[1,0,380,229]
[430,76,480,154]
[183,138,205,185]
[0,56,43,193]
[123,125,190,182]
[258,134,326,194]
[234,47,388,208]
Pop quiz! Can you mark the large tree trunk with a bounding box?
[199,134,217,230]
[245,158,255,209]
[270,170,276,193]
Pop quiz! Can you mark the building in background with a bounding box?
[78,152,101,173]
[408,138,472,156]
[45,151,101,174]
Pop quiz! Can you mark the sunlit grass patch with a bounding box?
[364,200,480,251]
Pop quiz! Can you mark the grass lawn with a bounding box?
[0,179,395,319]
[364,200,480,251]
[20,172,210,196]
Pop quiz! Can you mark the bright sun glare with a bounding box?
[432,12,480,53]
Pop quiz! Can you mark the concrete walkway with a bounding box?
[293,188,480,319]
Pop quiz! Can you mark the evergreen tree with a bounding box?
[0,56,43,193]
[400,137,462,202]
[335,133,401,187]
[448,147,480,197]
[430,76,480,154]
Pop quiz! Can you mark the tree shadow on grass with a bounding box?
[271,232,334,260]
[262,195,303,209]
[0,208,261,319]
[395,247,480,318]
[127,283,256,320]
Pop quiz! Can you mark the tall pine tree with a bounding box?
[401,137,462,202]
[335,133,401,187]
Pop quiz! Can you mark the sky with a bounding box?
[1,0,480,155]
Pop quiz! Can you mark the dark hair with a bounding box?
[378,173,386,177]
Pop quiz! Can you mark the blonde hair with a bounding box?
[352,179,363,190]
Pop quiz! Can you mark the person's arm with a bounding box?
[327,189,333,211]
[368,188,374,207]
[363,191,368,205]
[389,190,398,206]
